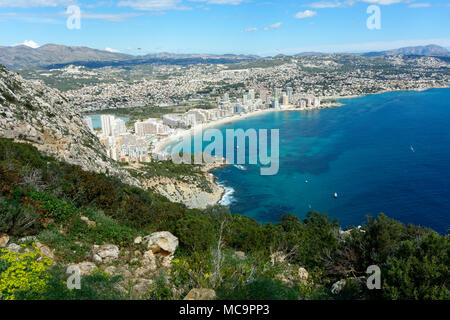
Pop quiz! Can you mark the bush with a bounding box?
[176,214,216,252]
[382,232,450,300]
[217,277,298,300]
[40,266,125,300]
[0,245,53,300]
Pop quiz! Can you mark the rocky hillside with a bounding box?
[0,44,133,70]
[0,65,138,186]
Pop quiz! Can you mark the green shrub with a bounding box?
[217,277,298,300]
[176,214,216,252]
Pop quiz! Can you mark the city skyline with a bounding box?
[0,0,449,56]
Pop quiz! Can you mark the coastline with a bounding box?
[154,84,449,208]
[153,102,343,154]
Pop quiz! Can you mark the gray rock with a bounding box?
[144,231,178,256]
[131,278,154,298]
[0,233,9,247]
[91,244,119,263]
[6,243,21,252]
[184,288,216,300]
[69,261,96,276]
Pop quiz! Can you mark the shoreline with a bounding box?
[153,102,342,153]
[154,85,449,155]
[162,84,448,208]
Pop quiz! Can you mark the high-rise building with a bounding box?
[112,118,127,136]
[274,88,282,102]
[286,87,293,103]
[248,89,255,101]
[100,115,115,136]
[83,116,94,133]
[243,93,248,105]
[282,93,289,106]
[259,88,268,103]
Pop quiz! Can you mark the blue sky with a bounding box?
[0,0,449,56]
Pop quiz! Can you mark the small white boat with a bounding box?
[334,192,338,199]
[305,180,308,184]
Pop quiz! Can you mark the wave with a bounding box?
[217,182,236,206]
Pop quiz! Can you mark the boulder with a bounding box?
[233,251,246,260]
[131,278,154,298]
[184,288,216,300]
[80,216,96,227]
[6,243,21,252]
[134,250,157,276]
[69,261,96,276]
[36,241,55,260]
[0,233,9,247]
[298,267,309,285]
[91,244,119,263]
[134,236,142,244]
[331,277,366,294]
[143,231,178,257]
[331,279,347,294]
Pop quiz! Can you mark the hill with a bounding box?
[0,44,134,70]
[0,64,137,186]
[363,44,449,57]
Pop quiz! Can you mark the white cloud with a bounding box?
[408,3,430,8]
[307,1,350,8]
[294,10,317,19]
[361,0,413,5]
[190,0,243,4]
[105,47,121,53]
[0,0,74,8]
[264,22,282,30]
[82,12,144,21]
[14,40,40,48]
[117,0,184,11]
[241,27,257,33]
[306,0,412,7]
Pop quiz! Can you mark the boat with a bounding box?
[334,192,338,199]
[305,179,308,184]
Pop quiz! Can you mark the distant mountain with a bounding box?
[0,44,259,70]
[294,52,328,57]
[363,44,450,57]
[0,44,134,69]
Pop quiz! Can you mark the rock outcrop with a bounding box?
[91,244,120,264]
[0,66,138,187]
[0,233,9,247]
[142,174,224,209]
[184,288,216,300]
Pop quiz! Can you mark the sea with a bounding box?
[168,88,450,233]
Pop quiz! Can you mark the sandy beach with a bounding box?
[153,103,341,153]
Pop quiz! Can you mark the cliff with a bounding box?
[0,65,138,187]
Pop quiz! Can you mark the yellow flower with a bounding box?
[0,244,54,300]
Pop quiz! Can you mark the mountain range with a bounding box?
[0,43,448,70]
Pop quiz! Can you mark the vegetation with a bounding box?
[0,138,448,300]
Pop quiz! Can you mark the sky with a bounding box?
[0,0,449,56]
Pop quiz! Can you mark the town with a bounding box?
[83,87,322,163]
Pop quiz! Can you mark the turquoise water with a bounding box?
[87,114,130,129]
[169,89,450,233]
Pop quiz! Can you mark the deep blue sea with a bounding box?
[169,89,450,233]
